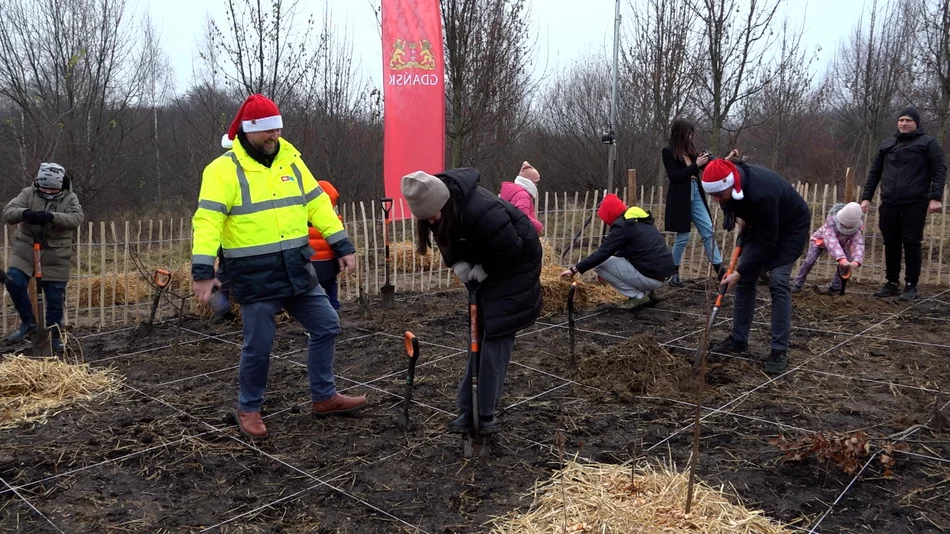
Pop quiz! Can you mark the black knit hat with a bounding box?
[899,105,921,126]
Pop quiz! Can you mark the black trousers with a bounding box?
[878,201,929,285]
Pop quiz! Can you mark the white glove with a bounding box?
[469,264,488,283]
[452,261,473,282]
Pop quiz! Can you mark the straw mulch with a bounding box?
[0,355,121,429]
[69,273,153,307]
[492,461,794,534]
[390,241,441,272]
[578,334,692,402]
[539,240,621,314]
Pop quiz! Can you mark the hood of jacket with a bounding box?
[439,167,481,205]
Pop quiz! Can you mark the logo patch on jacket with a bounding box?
[281,175,295,182]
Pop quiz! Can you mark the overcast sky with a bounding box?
[142,0,870,95]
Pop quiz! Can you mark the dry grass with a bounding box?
[492,460,794,534]
[68,273,153,307]
[0,355,121,429]
[540,239,621,314]
[390,241,441,272]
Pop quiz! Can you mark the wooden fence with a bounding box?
[1,182,948,331]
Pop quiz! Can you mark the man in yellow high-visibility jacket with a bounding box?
[192,94,366,439]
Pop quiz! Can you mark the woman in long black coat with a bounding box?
[662,119,724,285]
[401,168,542,435]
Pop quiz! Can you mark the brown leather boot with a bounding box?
[312,393,368,417]
[236,410,268,439]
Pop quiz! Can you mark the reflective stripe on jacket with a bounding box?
[191,138,355,302]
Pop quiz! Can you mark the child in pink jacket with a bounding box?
[793,202,865,294]
[500,161,543,234]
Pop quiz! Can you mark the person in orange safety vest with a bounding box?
[308,180,343,309]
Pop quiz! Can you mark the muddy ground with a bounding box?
[1,280,949,533]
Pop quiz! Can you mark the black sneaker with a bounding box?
[51,336,64,354]
[669,270,683,287]
[478,415,502,434]
[764,349,788,374]
[900,284,918,301]
[6,323,36,343]
[448,412,472,434]
[874,282,900,298]
[710,336,748,355]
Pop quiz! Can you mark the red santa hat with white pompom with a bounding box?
[221,94,283,149]
[701,159,744,200]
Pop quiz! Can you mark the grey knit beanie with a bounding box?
[401,171,449,220]
[35,162,65,190]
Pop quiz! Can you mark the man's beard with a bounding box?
[257,139,278,155]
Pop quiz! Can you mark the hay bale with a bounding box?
[492,461,794,534]
[0,355,121,429]
[69,273,152,307]
[539,238,621,314]
[391,241,441,272]
[578,334,692,401]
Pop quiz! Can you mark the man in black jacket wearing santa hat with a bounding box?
[701,158,810,374]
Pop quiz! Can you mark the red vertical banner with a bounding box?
[381,0,445,215]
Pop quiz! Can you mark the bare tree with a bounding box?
[741,16,820,174]
[828,0,915,175]
[535,56,613,192]
[686,0,784,153]
[914,0,950,143]
[201,0,326,105]
[0,0,162,213]
[441,0,536,174]
[624,0,697,181]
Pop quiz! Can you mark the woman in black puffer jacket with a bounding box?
[401,168,542,435]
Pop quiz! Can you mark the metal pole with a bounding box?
[606,0,621,194]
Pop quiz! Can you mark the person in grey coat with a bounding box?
[2,163,84,353]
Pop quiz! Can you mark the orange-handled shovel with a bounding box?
[693,236,743,369]
[31,243,51,357]
[395,331,420,430]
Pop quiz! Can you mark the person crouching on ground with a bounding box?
[703,158,810,374]
[793,202,865,295]
[308,180,344,310]
[560,194,675,310]
[402,168,542,435]
[499,161,543,234]
[2,162,84,353]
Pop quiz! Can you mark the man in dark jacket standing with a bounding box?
[861,105,946,300]
[561,194,675,310]
[702,158,810,374]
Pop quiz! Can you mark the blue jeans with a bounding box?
[672,181,723,266]
[320,277,340,310]
[238,284,340,412]
[732,262,793,351]
[5,267,66,328]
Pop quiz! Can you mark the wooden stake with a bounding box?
[844,167,855,203]
[627,169,637,206]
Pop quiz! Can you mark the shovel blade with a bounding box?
[395,411,411,430]
[31,331,52,357]
[381,284,395,307]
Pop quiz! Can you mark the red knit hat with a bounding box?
[221,94,283,148]
[597,194,627,225]
[701,159,744,200]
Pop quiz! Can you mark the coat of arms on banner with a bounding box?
[389,39,437,70]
